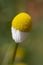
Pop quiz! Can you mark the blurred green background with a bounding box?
[0,0,43,65]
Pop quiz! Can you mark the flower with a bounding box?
[15,47,25,59]
[11,12,32,43]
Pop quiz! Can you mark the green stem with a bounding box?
[12,43,19,64]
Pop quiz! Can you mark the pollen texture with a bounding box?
[12,12,32,32]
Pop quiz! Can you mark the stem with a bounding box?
[12,43,19,64]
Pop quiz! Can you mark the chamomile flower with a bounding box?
[11,12,32,43]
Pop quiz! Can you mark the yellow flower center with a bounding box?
[12,12,32,32]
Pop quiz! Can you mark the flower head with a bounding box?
[11,12,32,43]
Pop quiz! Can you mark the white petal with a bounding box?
[11,27,29,43]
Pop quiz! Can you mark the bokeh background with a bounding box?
[0,0,43,65]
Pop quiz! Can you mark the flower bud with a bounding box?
[11,12,32,43]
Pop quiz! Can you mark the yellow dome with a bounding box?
[12,12,32,32]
